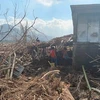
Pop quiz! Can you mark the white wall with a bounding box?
[77,14,100,42]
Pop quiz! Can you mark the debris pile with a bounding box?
[0,34,100,100]
[0,70,75,100]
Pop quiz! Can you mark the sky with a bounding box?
[0,0,100,38]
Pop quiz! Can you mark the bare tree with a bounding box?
[0,2,38,79]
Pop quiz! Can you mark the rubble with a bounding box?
[0,70,75,100]
[0,34,99,100]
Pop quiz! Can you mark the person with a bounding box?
[62,47,68,59]
[62,47,72,66]
[50,46,57,66]
[56,49,63,65]
[42,47,46,57]
[31,43,38,60]
[67,48,73,58]
[62,47,69,66]
[36,37,40,42]
[36,37,40,46]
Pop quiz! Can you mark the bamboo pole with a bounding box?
[82,65,91,100]
[10,52,16,79]
[6,54,11,79]
[82,65,91,91]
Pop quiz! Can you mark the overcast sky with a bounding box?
[0,0,100,38]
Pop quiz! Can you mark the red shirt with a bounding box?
[50,50,56,58]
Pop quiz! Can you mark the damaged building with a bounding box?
[71,4,100,71]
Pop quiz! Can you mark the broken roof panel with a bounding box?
[71,4,100,13]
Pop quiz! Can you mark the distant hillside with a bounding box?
[0,24,53,42]
[0,24,21,42]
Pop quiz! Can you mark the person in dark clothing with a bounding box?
[67,48,73,58]
[36,37,40,42]
[56,50,63,65]
[62,47,68,59]
[42,47,46,57]
[62,47,72,66]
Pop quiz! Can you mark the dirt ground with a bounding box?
[0,58,100,100]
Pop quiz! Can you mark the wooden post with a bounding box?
[10,52,16,79]
[6,54,11,79]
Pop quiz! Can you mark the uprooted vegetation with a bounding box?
[0,37,100,100]
[0,13,99,99]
